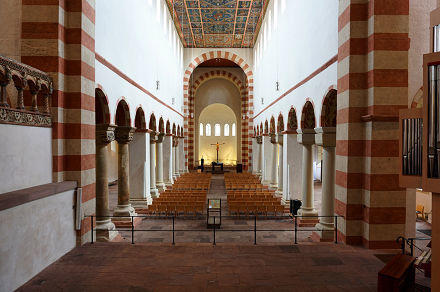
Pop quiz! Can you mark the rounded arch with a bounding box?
[277,113,285,133]
[134,107,146,130]
[301,101,316,129]
[264,120,269,134]
[287,107,298,130]
[95,88,110,124]
[166,120,171,134]
[177,125,181,137]
[320,89,337,127]
[149,113,157,132]
[158,117,165,133]
[411,86,423,108]
[190,70,246,97]
[260,122,263,135]
[270,116,276,134]
[172,123,177,135]
[115,99,131,127]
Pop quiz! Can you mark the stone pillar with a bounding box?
[297,129,318,218]
[150,132,159,198]
[282,130,303,205]
[129,130,152,208]
[113,126,137,219]
[95,124,118,241]
[163,134,174,187]
[252,136,259,175]
[270,134,278,190]
[314,127,336,240]
[156,133,166,192]
[262,135,272,185]
[179,136,185,174]
[257,136,263,178]
[277,133,284,198]
[174,136,180,178]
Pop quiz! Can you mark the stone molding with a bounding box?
[0,107,51,127]
[115,126,135,144]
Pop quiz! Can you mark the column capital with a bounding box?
[256,136,262,144]
[150,131,157,143]
[281,130,298,135]
[96,124,116,145]
[270,133,278,144]
[314,127,336,147]
[277,133,284,145]
[156,132,165,143]
[115,126,135,144]
[297,129,315,145]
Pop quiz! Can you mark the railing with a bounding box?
[396,236,431,257]
[0,54,53,127]
[88,215,343,245]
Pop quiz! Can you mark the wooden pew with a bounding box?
[378,254,415,292]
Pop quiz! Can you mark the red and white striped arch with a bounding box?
[183,51,254,171]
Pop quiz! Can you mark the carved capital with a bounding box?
[156,132,165,143]
[150,132,157,144]
[0,66,12,86]
[256,136,262,144]
[115,126,135,144]
[96,124,116,145]
[270,133,277,144]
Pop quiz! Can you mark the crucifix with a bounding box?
[210,141,225,163]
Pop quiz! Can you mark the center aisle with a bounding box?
[206,174,228,214]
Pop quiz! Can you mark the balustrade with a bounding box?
[0,55,53,127]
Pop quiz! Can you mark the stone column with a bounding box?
[163,134,174,187]
[156,133,166,192]
[174,136,180,178]
[113,126,137,219]
[262,135,272,185]
[150,132,159,198]
[95,124,118,241]
[179,136,185,173]
[257,136,263,178]
[314,127,336,240]
[277,133,284,198]
[270,134,278,190]
[297,129,318,217]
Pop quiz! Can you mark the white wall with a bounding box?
[0,124,52,194]
[95,0,184,128]
[252,0,338,128]
[183,48,253,72]
[0,189,77,292]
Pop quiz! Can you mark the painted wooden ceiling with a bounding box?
[166,0,269,48]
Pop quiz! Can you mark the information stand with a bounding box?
[207,199,221,229]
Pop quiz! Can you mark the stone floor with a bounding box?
[19,242,387,291]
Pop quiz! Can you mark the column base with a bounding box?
[173,173,180,180]
[156,182,166,192]
[312,222,336,242]
[297,208,319,227]
[150,188,159,198]
[281,197,290,206]
[95,219,119,242]
[130,197,152,208]
[113,204,137,219]
[165,180,173,187]
[269,183,278,190]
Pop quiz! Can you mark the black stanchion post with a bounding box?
[334,216,338,244]
[294,215,297,244]
[91,215,94,244]
[172,216,175,245]
[213,218,216,246]
[131,216,134,244]
[254,215,257,245]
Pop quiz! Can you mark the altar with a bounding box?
[211,162,224,174]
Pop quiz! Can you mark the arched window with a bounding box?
[224,124,230,136]
[232,123,236,137]
[215,124,221,137]
[205,124,211,136]
[200,123,204,136]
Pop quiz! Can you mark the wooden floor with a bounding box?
[19,242,386,291]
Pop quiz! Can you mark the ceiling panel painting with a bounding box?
[166,0,269,48]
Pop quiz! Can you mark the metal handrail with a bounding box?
[88,214,344,246]
[396,236,431,256]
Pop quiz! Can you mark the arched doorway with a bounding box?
[198,103,238,165]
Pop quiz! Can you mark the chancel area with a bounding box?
[0,0,439,291]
